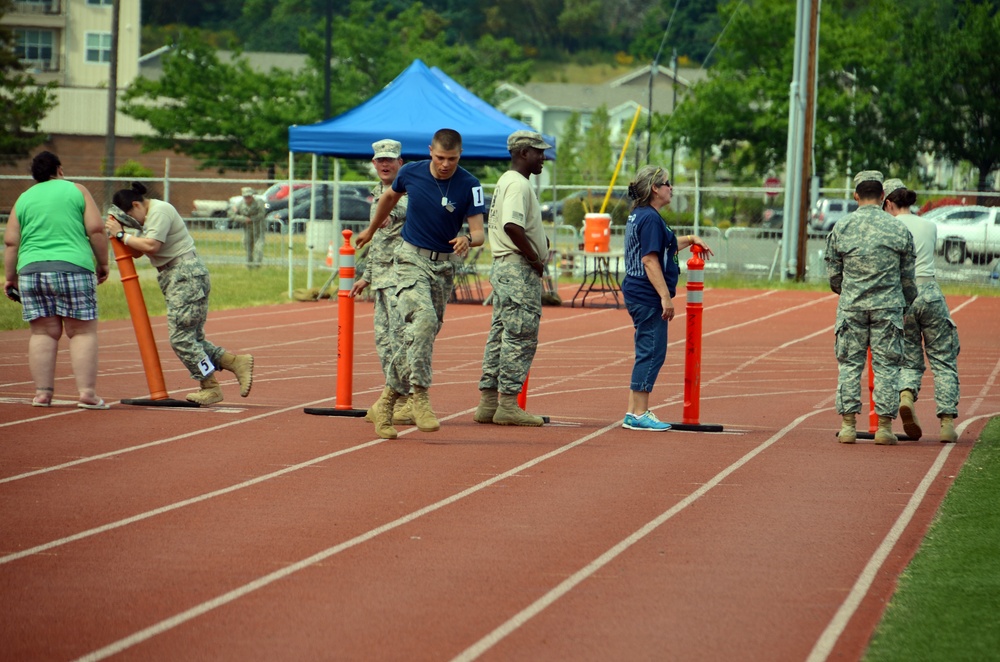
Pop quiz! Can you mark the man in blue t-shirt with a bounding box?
[355,128,486,439]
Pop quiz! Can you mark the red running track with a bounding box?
[1,286,998,661]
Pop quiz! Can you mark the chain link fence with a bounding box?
[3,174,999,292]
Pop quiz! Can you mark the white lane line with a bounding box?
[949,295,978,316]
[965,356,1000,419]
[72,421,619,662]
[450,408,832,662]
[806,412,998,662]
[0,405,458,565]
[0,398,334,484]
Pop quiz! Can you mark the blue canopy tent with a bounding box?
[283,59,556,294]
[288,59,555,159]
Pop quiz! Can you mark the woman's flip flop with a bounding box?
[77,399,110,410]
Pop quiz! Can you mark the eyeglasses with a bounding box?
[656,180,671,188]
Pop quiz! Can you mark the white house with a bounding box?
[496,64,707,187]
[2,0,148,137]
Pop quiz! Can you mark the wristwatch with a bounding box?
[115,231,126,241]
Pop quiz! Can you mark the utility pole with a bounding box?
[670,48,678,178]
[795,0,820,281]
[103,0,120,206]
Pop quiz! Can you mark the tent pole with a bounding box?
[288,151,294,298]
[334,158,342,273]
[307,156,318,289]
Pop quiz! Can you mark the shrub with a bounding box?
[113,160,155,178]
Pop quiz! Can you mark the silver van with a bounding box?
[809,198,858,232]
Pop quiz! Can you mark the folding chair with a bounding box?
[451,247,484,303]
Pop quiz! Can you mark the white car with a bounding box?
[930,205,1000,264]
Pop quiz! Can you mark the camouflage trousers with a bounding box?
[478,259,542,395]
[371,284,408,391]
[244,220,266,266]
[385,250,454,393]
[900,281,960,417]
[156,257,224,380]
[834,307,904,417]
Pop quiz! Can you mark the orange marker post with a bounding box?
[517,371,551,423]
[305,230,366,417]
[112,237,200,407]
[867,348,877,434]
[668,245,723,432]
[846,347,913,441]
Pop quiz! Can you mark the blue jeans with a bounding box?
[626,299,668,392]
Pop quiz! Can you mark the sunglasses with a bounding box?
[656,180,671,188]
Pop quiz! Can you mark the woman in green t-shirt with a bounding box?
[3,151,110,409]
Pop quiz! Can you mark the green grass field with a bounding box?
[0,264,295,332]
[864,419,1000,660]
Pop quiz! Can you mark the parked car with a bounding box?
[931,205,1000,264]
[266,191,372,233]
[808,197,858,232]
[263,183,370,218]
[540,189,630,222]
[761,208,784,238]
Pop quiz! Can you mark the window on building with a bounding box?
[14,29,55,70]
[86,0,114,5]
[85,32,112,63]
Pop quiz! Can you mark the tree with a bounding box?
[556,112,584,184]
[579,106,613,184]
[120,32,318,175]
[296,0,532,115]
[663,0,921,185]
[904,1,1000,192]
[0,0,57,164]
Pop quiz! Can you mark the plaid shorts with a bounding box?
[19,271,98,322]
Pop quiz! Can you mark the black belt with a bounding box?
[402,241,455,262]
[157,251,198,272]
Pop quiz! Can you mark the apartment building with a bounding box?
[1,0,268,213]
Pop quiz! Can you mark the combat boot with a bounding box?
[392,395,414,425]
[365,386,392,423]
[898,389,922,440]
[473,388,498,424]
[874,416,898,445]
[373,390,399,439]
[838,413,857,444]
[939,415,958,443]
[410,387,440,432]
[493,393,545,427]
[219,352,254,397]
[187,375,223,406]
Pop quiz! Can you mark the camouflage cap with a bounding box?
[853,170,884,186]
[882,178,906,199]
[241,187,255,197]
[372,139,402,159]
[507,130,553,152]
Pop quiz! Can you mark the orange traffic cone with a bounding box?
[326,241,334,268]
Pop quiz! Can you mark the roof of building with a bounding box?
[498,65,707,115]
[138,48,310,80]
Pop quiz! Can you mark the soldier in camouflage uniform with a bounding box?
[105,182,254,406]
[474,131,552,427]
[350,139,413,426]
[355,129,486,439]
[825,170,918,445]
[882,179,961,442]
[231,187,266,268]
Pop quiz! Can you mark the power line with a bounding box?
[651,0,748,149]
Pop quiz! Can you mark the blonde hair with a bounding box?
[628,165,669,210]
